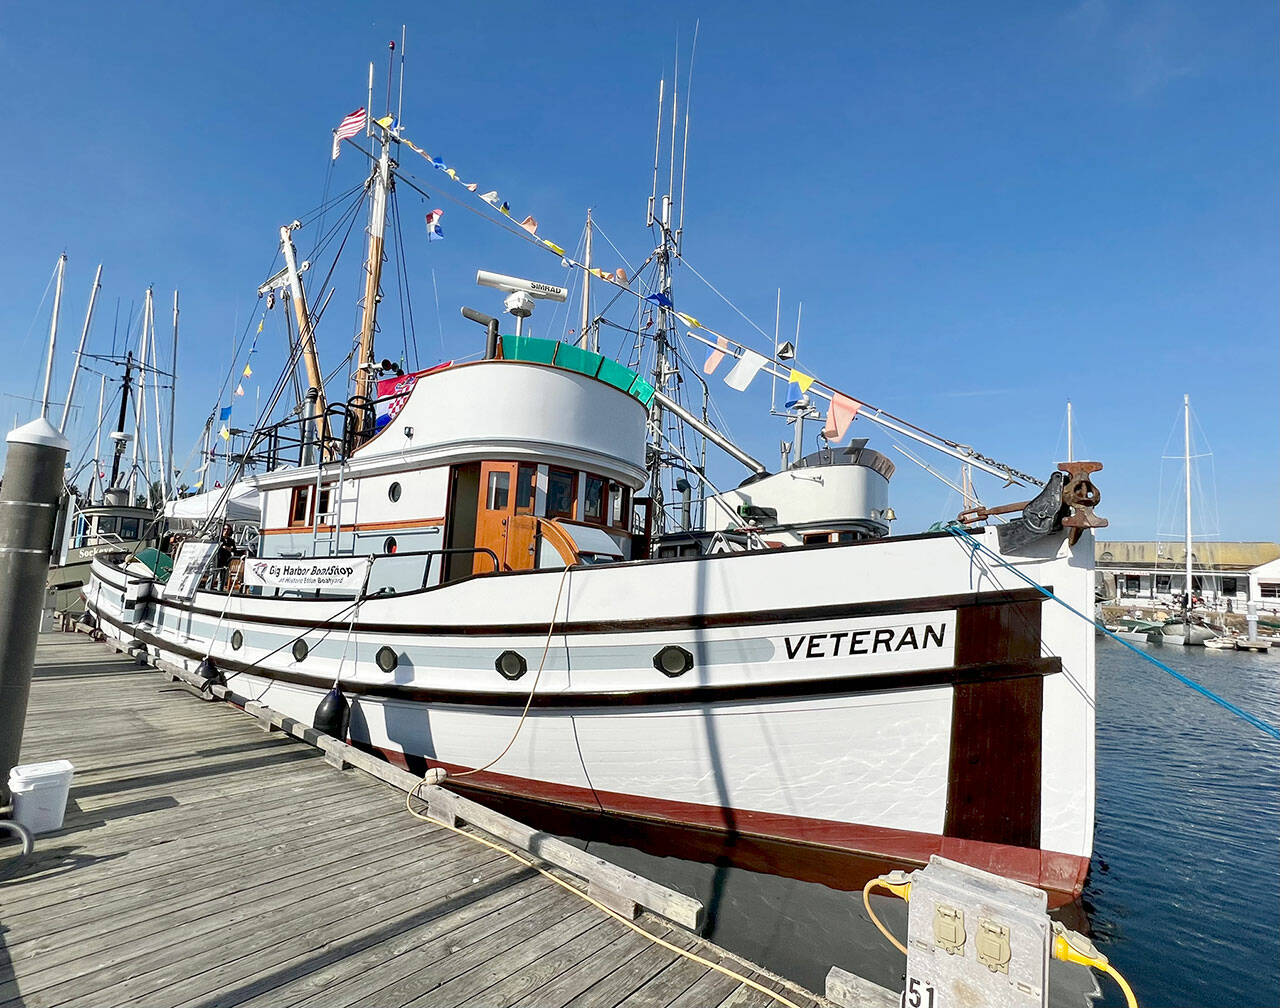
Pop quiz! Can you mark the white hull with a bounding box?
[87,526,1096,903]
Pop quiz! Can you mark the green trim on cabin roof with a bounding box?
[500,335,653,407]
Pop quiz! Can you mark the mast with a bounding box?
[39,254,68,420]
[280,225,331,452]
[167,291,179,496]
[60,263,102,432]
[90,375,105,502]
[133,290,153,507]
[1184,393,1193,621]
[1066,399,1074,463]
[351,132,393,441]
[109,353,133,489]
[149,295,166,499]
[579,210,593,350]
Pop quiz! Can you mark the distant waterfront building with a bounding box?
[1096,541,1280,612]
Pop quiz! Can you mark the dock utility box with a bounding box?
[9,759,75,834]
[905,856,1051,1008]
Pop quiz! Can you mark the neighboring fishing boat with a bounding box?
[84,80,1107,906]
[49,287,176,612]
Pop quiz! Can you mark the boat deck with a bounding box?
[0,633,827,1008]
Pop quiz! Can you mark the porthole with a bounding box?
[653,645,693,678]
[375,645,399,673]
[230,630,243,651]
[495,650,528,681]
[292,638,309,662]
[388,481,402,503]
[384,536,398,554]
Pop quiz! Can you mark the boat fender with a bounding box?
[314,686,351,740]
[195,657,225,687]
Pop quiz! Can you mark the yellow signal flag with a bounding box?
[788,369,814,393]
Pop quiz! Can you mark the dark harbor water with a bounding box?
[563,637,1280,1008]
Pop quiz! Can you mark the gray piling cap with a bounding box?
[7,417,71,451]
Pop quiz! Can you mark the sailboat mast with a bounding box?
[90,375,105,501]
[352,136,393,441]
[60,263,102,432]
[579,210,593,351]
[1066,399,1073,463]
[1183,393,1193,615]
[39,254,68,420]
[166,291,179,497]
[109,354,133,489]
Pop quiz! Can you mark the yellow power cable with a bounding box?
[862,876,911,956]
[1052,925,1139,1008]
[405,782,804,1008]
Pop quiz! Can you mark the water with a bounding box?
[569,637,1280,1008]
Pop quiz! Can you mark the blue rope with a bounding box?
[947,525,1280,741]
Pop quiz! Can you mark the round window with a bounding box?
[384,536,398,555]
[292,638,309,662]
[230,630,243,651]
[388,481,402,503]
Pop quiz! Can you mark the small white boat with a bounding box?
[1203,636,1238,650]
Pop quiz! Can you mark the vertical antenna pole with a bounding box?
[39,254,68,419]
[130,294,149,504]
[1184,393,1193,621]
[60,263,101,431]
[385,39,395,117]
[366,62,375,137]
[668,40,679,209]
[648,79,664,226]
[396,25,406,127]
[580,210,593,351]
[770,289,781,414]
[168,291,179,498]
[677,20,699,248]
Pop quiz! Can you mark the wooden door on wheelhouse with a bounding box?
[475,462,539,573]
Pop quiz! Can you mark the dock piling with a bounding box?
[0,417,70,803]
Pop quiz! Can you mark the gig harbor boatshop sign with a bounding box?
[243,557,372,592]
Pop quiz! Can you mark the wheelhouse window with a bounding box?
[486,471,510,510]
[288,487,311,527]
[610,485,631,530]
[546,468,576,519]
[98,516,119,537]
[515,464,537,513]
[120,518,140,540]
[584,475,606,523]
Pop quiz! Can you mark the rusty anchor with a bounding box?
[1059,461,1108,545]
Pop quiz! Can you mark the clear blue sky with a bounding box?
[1,1,1275,540]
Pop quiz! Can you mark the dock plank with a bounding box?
[0,633,827,1008]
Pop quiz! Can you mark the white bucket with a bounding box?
[9,759,75,835]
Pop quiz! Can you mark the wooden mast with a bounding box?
[280,224,331,453]
[351,123,393,442]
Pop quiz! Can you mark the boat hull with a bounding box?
[85,527,1096,905]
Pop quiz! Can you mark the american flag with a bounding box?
[331,107,366,160]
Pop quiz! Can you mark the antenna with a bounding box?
[668,38,679,209]
[396,25,406,127]
[366,62,374,137]
[648,78,664,226]
[770,288,781,414]
[384,39,395,118]
[677,20,700,245]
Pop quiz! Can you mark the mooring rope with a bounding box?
[947,525,1280,741]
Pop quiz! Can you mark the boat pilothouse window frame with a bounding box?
[546,467,577,520]
[288,486,311,527]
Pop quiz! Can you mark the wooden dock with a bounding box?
[0,632,829,1008]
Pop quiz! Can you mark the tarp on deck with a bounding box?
[163,484,261,523]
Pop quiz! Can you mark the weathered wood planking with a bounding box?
[0,633,829,1008]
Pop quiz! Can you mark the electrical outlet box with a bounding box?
[904,856,1050,1008]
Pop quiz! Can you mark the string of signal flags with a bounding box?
[331,110,1037,484]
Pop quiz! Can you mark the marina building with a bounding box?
[1096,541,1280,612]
